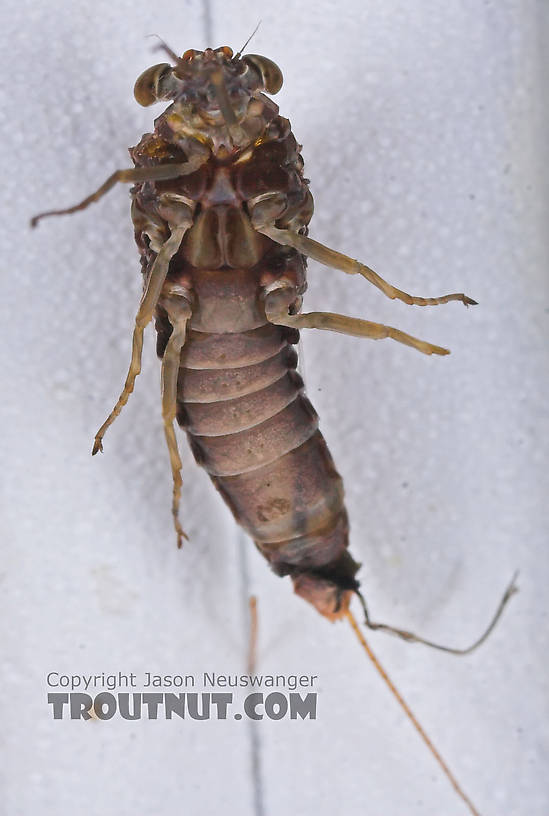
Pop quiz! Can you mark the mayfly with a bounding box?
[31,41,517,815]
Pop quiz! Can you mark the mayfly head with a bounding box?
[134,46,283,123]
[134,46,283,150]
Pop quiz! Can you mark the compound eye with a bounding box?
[134,63,172,106]
[242,54,283,94]
[182,49,201,61]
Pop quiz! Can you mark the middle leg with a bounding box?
[254,222,476,308]
[92,221,191,455]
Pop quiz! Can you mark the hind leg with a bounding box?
[159,288,193,547]
[263,285,450,356]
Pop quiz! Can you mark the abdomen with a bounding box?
[155,266,359,618]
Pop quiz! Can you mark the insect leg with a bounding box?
[263,285,450,356]
[30,156,208,226]
[256,224,477,307]
[160,289,193,548]
[92,221,191,455]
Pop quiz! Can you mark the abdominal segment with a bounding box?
[155,281,360,620]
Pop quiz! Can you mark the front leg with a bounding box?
[30,155,208,227]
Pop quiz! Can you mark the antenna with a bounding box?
[235,21,262,59]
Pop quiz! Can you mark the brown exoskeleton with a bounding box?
[31,43,517,816]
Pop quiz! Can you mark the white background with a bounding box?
[2,1,548,815]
